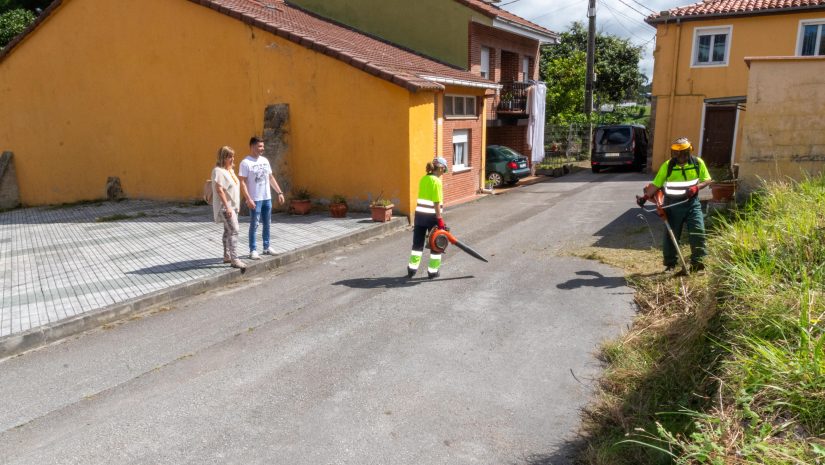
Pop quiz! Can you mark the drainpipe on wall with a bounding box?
[665,18,682,146]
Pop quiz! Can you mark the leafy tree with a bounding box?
[543,50,588,124]
[541,22,647,122]
[0,7,35,48]
[0,1,50,13]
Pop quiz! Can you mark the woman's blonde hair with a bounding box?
[216,146,235,167]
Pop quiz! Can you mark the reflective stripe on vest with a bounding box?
[415,198,436,215]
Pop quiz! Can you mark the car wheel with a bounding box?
[487,172,504,188]
[591,166,601,173]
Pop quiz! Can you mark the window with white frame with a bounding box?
[522,56,530,82]
[480,47,491,79]
[798,20,825,56]
[692,26,732,66]
[452,130,469,170]
[444,95,477,118]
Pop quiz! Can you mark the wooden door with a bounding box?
[701,105,736,166]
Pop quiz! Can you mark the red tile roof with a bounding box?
[455,0,557,38]
[1,0,498,92]
[647,0,825,23]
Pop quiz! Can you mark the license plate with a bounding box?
[518,162,526,168]
[605,152,620,157]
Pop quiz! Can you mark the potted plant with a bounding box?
[482,179,495,194]
[499,91,514,111]
[289,187,312,215]
[329,194,348,218]
[370,197,394,222]
[708,165,737,202]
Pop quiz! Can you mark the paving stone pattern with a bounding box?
[0,200,376,338]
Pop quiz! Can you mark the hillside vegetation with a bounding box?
[577,175,825,464]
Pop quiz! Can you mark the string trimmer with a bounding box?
[636,189,690,275]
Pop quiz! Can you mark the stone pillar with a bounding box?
[0,151,21,210]
[263,104,290,209]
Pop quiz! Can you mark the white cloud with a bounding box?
[498,0,692,80]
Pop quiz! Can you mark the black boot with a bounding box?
[407,267,417,278]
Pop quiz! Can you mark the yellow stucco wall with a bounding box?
[649,11,825,169]
[0,0,431,214]
[739,57,825,191]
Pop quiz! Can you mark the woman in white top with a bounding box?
[212,146,245,269]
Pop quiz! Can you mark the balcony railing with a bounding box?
[489,81,530,119]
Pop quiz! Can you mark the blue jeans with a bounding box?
[249,199,272,252]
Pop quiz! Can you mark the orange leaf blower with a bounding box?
[428,227,489,263]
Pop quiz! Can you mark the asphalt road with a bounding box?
[0,170,649,465]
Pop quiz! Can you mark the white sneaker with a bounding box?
[263,247,277,255]
[249,250,261,260]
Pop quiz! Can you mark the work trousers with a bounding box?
[408,225,442,275]
[663,197,706,267]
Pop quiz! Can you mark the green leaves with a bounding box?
[0,7,35,48]
[540,21,648,124]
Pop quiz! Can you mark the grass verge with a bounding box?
[573,176,825,464]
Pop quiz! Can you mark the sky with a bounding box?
[497,0,694,80]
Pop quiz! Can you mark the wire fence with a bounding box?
[535,123,592,167]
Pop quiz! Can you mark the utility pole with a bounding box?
[584,0,597,155]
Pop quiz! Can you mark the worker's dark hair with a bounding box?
[425,162,436,174]
[249,136,263,146]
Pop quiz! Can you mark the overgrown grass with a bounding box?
[576,175,825,464]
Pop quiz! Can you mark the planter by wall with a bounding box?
[329,202,348,218]
[289,199,311,215]
[370,204,393,222]
[710,181,736,202]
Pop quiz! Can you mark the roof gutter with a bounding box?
[491,18,559,44]
[419,75,502,90]
[647,5,825,25]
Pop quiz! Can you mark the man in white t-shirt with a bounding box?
[239,136,285,260]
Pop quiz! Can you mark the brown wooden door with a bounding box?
[701,105,736,166]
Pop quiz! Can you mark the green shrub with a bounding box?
[0,8,35,48]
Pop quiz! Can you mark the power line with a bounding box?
[612,0,651,17]
[498,0,522,6]
[600,1,648,42]
[625,0,657,14]
[527,0,586,22]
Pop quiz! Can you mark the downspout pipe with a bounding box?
[665,18,682,147]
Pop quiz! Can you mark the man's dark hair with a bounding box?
[249,136,263,146]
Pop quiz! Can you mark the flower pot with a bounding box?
[710,181,736,202]
[329,202,348,218]
[289,199,311,215]
[370,204,393,222]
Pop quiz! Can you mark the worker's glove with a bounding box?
[437,218,446,230]
[687,185,699,198]
[635,194,648,208]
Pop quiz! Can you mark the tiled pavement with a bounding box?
[0,200,405,346]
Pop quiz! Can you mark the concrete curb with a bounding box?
[0,216,408,359]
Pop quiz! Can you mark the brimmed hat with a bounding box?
[670,137,692,152]
[433,157,448,168]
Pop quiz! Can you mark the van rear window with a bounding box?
[596,127,632,146]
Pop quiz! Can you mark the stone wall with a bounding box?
[739,57,825,192]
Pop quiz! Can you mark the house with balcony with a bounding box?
[288,0,558,193]
[645,0,825,186]
[0,0,500,215]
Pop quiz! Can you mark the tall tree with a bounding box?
[0,0,48,48]
[541,22,647,109]
[0,1,50,13]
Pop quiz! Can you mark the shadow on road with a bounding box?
[128,258,225,274]
[514,437,586,465]
[557,270,626,290]
[332,275,474,289]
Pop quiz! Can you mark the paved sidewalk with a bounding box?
[0,200,406,356]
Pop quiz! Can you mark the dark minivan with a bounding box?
[591,124,648,173]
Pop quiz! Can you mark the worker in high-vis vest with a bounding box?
[637,137,712,272]
[407,157,448,279]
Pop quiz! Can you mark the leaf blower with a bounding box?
[428,227,489,263]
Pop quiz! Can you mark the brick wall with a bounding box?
[468,23,540,83]
[487,125,530,159]
[442,115,483,205]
